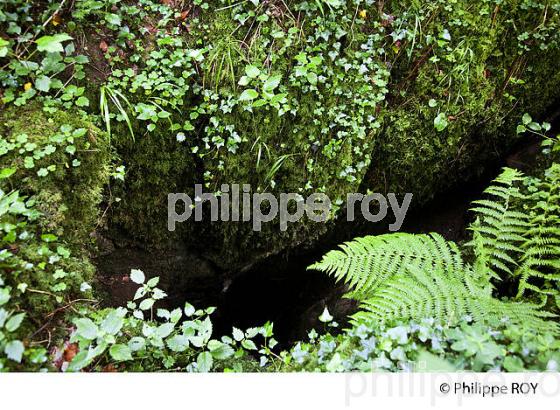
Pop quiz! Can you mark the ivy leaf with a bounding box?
[434,113,449,132]
[503,355,525,372]
[109,344,132,361]
[36,34,73,53]
[5,340,24,363]
[0,38,9,57]
[35,75,52,92]
[326,353,343,372]
[0,168,16,179]
[76,96,89,107]
[130,269,145,284]
[263,74,281,92]
[306,72,318,85]
[239,89,258,101]
[197,351,213,372]
[245,65,261,78]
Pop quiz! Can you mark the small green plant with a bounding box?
[281,316,560,372]
[65,269,278,372]
[99,85,135,141]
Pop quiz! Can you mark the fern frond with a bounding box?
[514,164,560,307]
[308,233,463,300]
[467,168,530,281]
[309,232,558,333]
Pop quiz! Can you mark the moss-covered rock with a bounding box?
[82,0,560,270]
[0,103,112,319]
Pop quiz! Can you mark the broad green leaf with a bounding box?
[35,75,51,92]
[157,308,171,320]
[197,351,213,372]
[416,350,456,371]
[0,38,9,57]
[245,65,260,78]
[233,327,245,342]
[40,233,57,243]
[128,337,146,352]
[130,269,145,284]
[167,334,189,352]
[0,288,10,306]
[238,76,250,86]
[156,322,175,339]
[239,89,258,101]
[326,353,343,372]
[139,298,154,311]
[189,335,205,348]
[0,168,16,179]
[170,308,182,323]
[67,350,91,371]
[5,312,25,332]
[5,340,24,363]
[208,340,234,360]
[434,113,449,132]
[184,302,195,316]
[105,13,121,26]
[133,287,146,300]
[75,318,98,340]
[101,310,124,335]
[109,344,132,361]
[36,34,73,53]
[76,96,89,107]
[263,74,281,92]
[306,72,318,85]
[503,355,525,372]
[241,339,257,350]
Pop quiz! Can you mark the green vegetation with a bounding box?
[1,0,560,372]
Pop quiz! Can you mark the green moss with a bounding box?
[97,0,560,269]
[0,103,112,316]
[1,103,112,243]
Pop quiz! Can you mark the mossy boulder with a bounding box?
[0,104,112,317]
[93,0,560,270]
